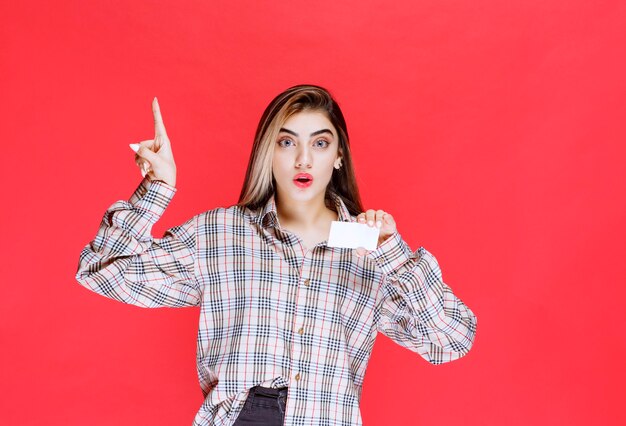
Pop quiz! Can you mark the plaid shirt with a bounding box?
[76,177,477,425]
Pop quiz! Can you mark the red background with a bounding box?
[2,1,625,424]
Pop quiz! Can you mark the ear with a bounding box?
[334,156,343,170]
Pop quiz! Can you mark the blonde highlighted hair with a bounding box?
[237,84,363,216]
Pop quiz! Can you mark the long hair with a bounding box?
[237,84,364,216]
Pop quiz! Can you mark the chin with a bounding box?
[279,185,323,203]
[289,190,319,201]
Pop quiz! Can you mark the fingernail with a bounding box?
[368,220,373,227]
[141,168,146,177]
[376,221,382,228]
[129,143,139,152]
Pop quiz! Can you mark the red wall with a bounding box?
[2,1,625,424]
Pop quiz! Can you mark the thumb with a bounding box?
[133,143,160,166]
[137,144,158,159]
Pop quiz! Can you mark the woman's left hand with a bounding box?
[355,209,397,257]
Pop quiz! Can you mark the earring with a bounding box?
[334,158,343,169]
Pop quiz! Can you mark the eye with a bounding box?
[278,138,294,148]
[314,139,329,148]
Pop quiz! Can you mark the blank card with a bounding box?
[327,221,380,251]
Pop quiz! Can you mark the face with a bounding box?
[272,110,341,204]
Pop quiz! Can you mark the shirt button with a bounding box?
[304,279,310,286]
[298,327,304,335]
[294,373,301,381]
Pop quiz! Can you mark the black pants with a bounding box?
[232,385,289,425]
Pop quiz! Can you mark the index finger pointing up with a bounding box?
[152,97,167,137]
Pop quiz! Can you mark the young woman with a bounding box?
[76,84,477,426]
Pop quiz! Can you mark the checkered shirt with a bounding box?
[76,177,477,425]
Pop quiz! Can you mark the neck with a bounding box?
[275,191,337,229]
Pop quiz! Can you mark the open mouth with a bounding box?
[293,174,313,187]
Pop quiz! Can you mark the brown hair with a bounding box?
[237,84,364,216]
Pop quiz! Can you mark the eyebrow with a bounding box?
[279,128,335,138]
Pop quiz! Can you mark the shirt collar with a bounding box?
[253,192,353,228]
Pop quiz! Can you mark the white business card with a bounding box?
[327,221,380,251]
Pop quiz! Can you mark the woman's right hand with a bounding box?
[129,97,177,187]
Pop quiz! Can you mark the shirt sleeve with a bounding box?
[75,177,201,308]
[368,231,477,364]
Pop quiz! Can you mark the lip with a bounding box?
[293,173,313,188]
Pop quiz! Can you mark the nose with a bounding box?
[295,146,312,169]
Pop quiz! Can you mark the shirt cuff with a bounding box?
[366,230,417,276]
[129,177,177,221]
